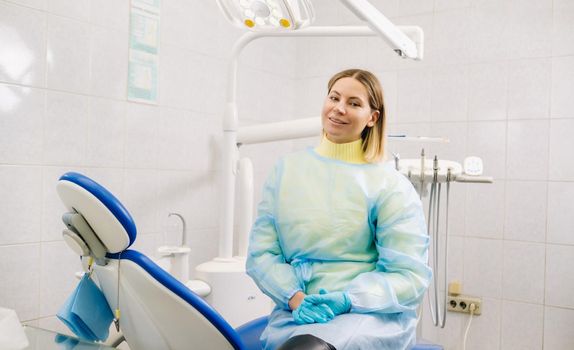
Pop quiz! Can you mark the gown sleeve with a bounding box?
[246,162,304,310]
[345,173,432,314]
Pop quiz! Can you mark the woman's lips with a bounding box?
[328,117,348,125]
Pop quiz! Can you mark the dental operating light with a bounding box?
[217,0,423,59]
[216,0,315,30]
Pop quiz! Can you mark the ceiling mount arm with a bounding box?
[339,0,424,60]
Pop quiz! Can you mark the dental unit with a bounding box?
[395,150,493,328]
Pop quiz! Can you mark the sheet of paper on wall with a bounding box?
[127,0,160,104]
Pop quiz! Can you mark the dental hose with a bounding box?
[440,168,452,328]
[432,156,440,326]
[426,157,438,326]
[435,181,442,326]
[426,157,450,328]
[423,178,436,326]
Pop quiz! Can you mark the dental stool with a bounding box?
[57,172,267,350]
[57,172,442,350]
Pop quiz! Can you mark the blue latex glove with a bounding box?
[304,289,351,316]
[293,300,335,324]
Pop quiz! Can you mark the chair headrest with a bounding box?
[57,172,137,253]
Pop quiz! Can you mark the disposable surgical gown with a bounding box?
[246,149,432,350]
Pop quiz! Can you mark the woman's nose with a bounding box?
[334,102,346,114]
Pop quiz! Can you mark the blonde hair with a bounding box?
[327,69,386,163]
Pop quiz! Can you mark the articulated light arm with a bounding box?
[217,0,424,60]
[339,0,423,60]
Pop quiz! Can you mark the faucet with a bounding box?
[168,213,187,247]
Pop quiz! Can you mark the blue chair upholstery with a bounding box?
[59,172,137,247]
[236,316,269,350]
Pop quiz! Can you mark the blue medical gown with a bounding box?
[246,149,431,350]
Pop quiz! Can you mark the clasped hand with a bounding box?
[293,289,351,325]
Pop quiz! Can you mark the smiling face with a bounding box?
[321,77,380,144]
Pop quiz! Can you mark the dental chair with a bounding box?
[57,172,441,350]
[57,172,266,350]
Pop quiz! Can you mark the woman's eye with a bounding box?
[329,96,339,101]
[350,102,361,107]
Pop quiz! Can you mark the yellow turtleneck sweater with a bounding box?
[314,136,367,164]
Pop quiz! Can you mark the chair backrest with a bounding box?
[57,172,245,350]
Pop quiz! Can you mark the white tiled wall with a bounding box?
[2,0,574,349]
[295,0,574,349]
[0,0,295,329]
[501,301,544,350]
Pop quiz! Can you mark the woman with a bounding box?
[246,69,431,350]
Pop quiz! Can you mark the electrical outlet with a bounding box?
[447,295,482,315]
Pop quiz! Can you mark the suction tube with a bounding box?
[427,155,449,328]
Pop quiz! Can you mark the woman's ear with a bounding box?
[368,110,380,127]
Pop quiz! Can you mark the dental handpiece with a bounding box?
[393,153,400,171]
[419,149,425,198]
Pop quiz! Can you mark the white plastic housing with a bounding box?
[185,279,212,297]
[238,117,321,145]
[57,181,130,253]
[157,246,191,283]
[339,0,422,59]
[216,0,315,30]
[95,259,235,350]
[463,156,484,176]
[236,158,254,257]
[398,159,463,183]
[195,258,273,327]
[62,229,90,256]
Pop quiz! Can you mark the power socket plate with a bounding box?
[447,295,482,315]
